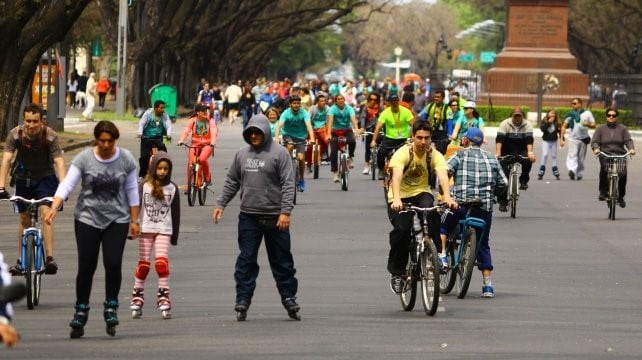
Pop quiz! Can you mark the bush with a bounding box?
[477,105,530,125]
[477,106,634,128]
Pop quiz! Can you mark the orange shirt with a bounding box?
[96,79,111,93]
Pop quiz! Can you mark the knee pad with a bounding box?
[155,257,170,278]
[135,260,151,280]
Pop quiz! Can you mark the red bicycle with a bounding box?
[179,143,213,206]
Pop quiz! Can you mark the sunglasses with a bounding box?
[246,129,262,135]
[571,102,578,105]
[368,97,377,101]
[606,114,617,118]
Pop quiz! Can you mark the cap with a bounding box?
[463,101,476,109]
[464,127,484,145]
[387,94,400,102]
[511,107,525,116]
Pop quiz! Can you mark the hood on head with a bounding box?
[149,151,173,185]
[242,114,272,147]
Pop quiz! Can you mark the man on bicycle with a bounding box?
[137,100,172,178]
[387,121,456,295]
[590,108,635,207]
[325,94,361,183]
[177,104,218,188]
[370,94,414,180]
[305,94,330,171]
[0,103,66,275]
[440,127,506,298]
[274,95,315,192]
[495,107,535,212]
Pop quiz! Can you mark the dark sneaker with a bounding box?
[576,176,582,181]
[297,179,305,192]
[498,203,508,212]
[568,170,575,180]
[618,198,626,208]
[377,169,385,180]
[598,193,607,201]
[282,297,301,320]
[537,175,543,180]
[519,182,528,190]
[482,285,494,298]
[390,275,404,295]
[9,260,23,276]
[45,256,58,274]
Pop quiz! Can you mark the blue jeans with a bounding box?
[441,206,494,271]
[235,212,298,304]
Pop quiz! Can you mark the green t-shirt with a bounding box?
[328,104,356,130]
[378,106,414,139]
[279,108,311,139]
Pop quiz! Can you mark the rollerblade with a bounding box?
[157,288,171,319]
[282,297,301,321]
[103,299,119,336]
[537,165,545,180]
[234,301,250,321]
[552,166,560,180]
[130,288,144,319]
[69,304,89,339]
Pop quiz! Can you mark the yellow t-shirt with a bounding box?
[387,144,447,202]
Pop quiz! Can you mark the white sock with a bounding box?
[483,276,491,285]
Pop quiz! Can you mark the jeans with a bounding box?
[235,212,298,304]
[441,206,494,271]
[498,155,532,204]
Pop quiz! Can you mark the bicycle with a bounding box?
[283,139,308,204]
[179,143,213,206]
[4,196,54,309]
[331,131,351,191]
[310,142,321,179]
[498,154,529,218]
[439,198,487,299]
[598,151,630,220]
[139,136,168,178]
[398,203,444,316]
[363,131,383,181]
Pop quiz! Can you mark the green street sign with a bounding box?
[480,51,497,63]
[457,53,474,62]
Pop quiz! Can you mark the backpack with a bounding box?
[385,143,433,186]
[9,126,52,187]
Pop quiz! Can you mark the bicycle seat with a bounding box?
[462,198,483,208]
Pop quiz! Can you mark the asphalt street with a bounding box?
[2,115,642,359]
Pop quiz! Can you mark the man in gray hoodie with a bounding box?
[212,114,300,321]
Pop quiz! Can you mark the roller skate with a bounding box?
[157,288,171,319]
[282,297,301,321]
[69,304,90,339]
[103,299,119,336]
[130,288,144,319]
[234,301,250,321]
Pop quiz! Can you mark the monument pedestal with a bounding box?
[481,0,587,108]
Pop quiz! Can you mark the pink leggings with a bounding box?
[187,145,213,183]
[134,233,171,289]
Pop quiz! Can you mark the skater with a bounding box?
[212,114,301,321]
[538,109,562,180]
[130,151,180,319]
[45,121,140,338]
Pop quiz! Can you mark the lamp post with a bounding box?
[431,36,452,92]
[394,47,402,85]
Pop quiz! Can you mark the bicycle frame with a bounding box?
[180,143,211,206]
[499,154,528,218]
[599,151,629,220]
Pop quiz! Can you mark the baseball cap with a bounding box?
[511,107,525,116]
[463,101,476,109]
[464,127,484,145]
[387,94,400,102]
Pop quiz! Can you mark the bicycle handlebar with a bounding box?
[597,151,630,159]
[400,203,447,214]
[177,143,215,149]
[7,195,54,206]
[498,154,530,162]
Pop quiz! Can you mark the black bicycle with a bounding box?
[498,154,529,218]
[598,151,630,220]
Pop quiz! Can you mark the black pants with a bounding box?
[377,138,407,171]
[330,131,356,172]
[599,157,627,199]
[386,192,441,275]
[498,156,532,204]
[74,220,129,305]
[432,130,448,155]
[98,92,107,107]
[139,138,167,177]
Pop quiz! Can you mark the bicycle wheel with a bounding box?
[510,173,518,218]
[400,256,417,311]
[293,157,299,204]
[420,237,440,316]
[340,155,348,191]
[34,243,43,306]
[370,148,377,181]
[25,234,37,310]
[608,175,617,220]
[455,227,477,299]
[439,237,456,294]
[313,145,320,179]
[187,166,197,207]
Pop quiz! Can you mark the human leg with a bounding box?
[73,220,103,305]
[235,212,264,305]
[263,228,298,301]
[139,139,153,178]
[198,145,213,183]
[566,138,580,179]
[576,141,588,179]
[386,203,413,275]
[329,135,339,173]
[598,157,608,198]
[100,222,129,301]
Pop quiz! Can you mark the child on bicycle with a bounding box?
[130,151,180,318]
[177,104,218,188]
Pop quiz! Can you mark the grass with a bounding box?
[91,110,139,122]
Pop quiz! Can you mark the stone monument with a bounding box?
[483,0,588,108]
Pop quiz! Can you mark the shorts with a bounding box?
[14,174,58,213]
[282,135,307,154]
[227,102,240,111]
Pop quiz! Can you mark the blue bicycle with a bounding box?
[439,198,487,299]
[8,195,53,309]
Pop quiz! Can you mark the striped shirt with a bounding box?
[447,147,507,212]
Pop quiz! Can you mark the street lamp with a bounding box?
[394,47,402,85]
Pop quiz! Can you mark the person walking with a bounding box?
[81,72,97,120]
[96,75,111,109]
[45,121,140,339]
[560,98,595,180]
[0,103,66,276]
[212,114,300,321]
[538,109,562,180]
[129,151,180,319]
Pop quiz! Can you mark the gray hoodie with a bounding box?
[216,114,295,215]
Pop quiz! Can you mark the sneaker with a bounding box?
[333,172,340,183]
[568,170,575,180]
[482,285,494,298]
[390,275,404,295]
[348,157,354,169]
[9,260,23,276]
[362,166,370,175]
[555,175,560,180]
[618,198,626,208]
[537,175,543,180]
[439,255,448,270]
[45,256,58,275]
[498,203,508,212]
[519,182,528,190]
[297,180,305,192]
[598,193,607,201]
[377,169,385,180]
[576,176,582,181]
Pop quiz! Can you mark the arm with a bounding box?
[450,122,461,141]
[370,121,384,148]
[170,183,180,245]
[436,167,456,207]
[305,120,315,144]
[559,122,568,147]
[350,114,361,134]
[164,114,172,139]
[53,156,66,183]
[389,166,404,211]
[274,120,283,142]
[326,114,334,142]
[0,152,13,189]
[178,118,194,144]
[125,169,140,237]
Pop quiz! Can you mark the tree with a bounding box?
[0,1,92,138]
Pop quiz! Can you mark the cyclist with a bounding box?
[590,108,636,207]
[177,104,218,189]
[359,92,382,175]
[495,107,535,212]
[449,101,485,145]
[305,94,330,172]
[0,103,66,276]
[137,100,172,178]
[440,127,506,298]
[196,82,216,119]
[325,94,361,183]
[274,95,315,192]
[418,90,449,154]
[387,121,457,295]
[370,94,414,180]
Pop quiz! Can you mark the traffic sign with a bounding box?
[457,53,474,62]
[480,51,497,63]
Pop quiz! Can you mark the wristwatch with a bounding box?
[131,220,140,225]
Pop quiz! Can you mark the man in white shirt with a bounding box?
[224,82,243,124]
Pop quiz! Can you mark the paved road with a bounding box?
[2,117,642,359]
